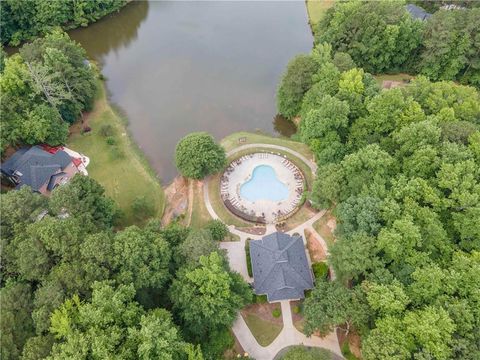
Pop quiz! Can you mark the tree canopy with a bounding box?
[0,30,97,152]
[175,132,226,179]
[0,0,127,46]
[278,46,480,358]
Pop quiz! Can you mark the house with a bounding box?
[1,145,88,196]
[249,232,314,302]
[405,4,432,21]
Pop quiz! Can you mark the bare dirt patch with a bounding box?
[161,176,189,225]
[337,328,362,359]
[305,229,327,262]
[313,211,337,247]
[237,226,266,236]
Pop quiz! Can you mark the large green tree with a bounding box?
[175,132,226,179]
[169,252,251,338]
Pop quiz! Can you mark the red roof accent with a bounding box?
[40,144,64,154]
[72,158,83,167]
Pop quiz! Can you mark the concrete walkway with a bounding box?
[232,300,342,360]
[203,143,342,359]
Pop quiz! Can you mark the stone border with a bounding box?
[220,151,305,224]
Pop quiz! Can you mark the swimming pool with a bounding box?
[240,165,289,202]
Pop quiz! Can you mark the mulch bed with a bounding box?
[305,229,327,262]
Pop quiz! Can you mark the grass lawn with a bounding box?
[68,81,165,227]
[242,313,283,347]
[306,0,335,29]
[220,131,314,162]
[189,181,211,229]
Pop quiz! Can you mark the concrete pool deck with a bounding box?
[221,153,304,223]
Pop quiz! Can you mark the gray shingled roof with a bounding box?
[406,4,432,20]
[250,232,313,302]
[1,146,72,192]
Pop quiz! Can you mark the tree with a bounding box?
[0,281,35,360]
[277,54,318,119]
[48,282,187,360]
[205,219,228,241]
[419,8,480,86]
[176,229,219,267]
[363,280,410,316]
[113,226,171,290]
[175,132,226,179]
[303,279,369,336]
[169,252,251,338]
[329,232,379,282]
[0,0,127,46]
[300,95,349,145]
[332,52,356,72]
[316,0,423,73]
[403,307,456,360]
[49,175,118,230]
[362,316,413,360]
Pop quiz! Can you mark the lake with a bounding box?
[70,1,312,183]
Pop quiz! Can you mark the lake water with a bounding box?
[240,165,289,202]
[70,1,312,183]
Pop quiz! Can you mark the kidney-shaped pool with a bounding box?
[240,165,289,202]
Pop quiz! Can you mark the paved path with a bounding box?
[204,143,341,359]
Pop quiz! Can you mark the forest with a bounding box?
[277,38,480,360]
[1,0,127,46]
[1,30,98,153]
[1,175,250,359]
[314,1,480,87]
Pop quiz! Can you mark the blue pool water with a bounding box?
[240,165,289,202]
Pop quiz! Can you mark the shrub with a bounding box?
[206,219,228,241]
[106,136,116,145]
[131,196,156,220]
[245,240,253,277]
[100,124,115,137]
[312,262,329,280]
[292,305,301,314]
[255,295,268,304]
[272,308,282,318]
[175,132,226,179]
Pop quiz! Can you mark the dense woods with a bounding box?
[0,175,249,359]
[0,0,127,46]
[278,40,480,359]
[0,30,97,153]
[315,0,480,87]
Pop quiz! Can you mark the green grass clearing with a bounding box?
[220,131,314,162]
[306,0,335,28]
[68,81,165,227]
[243,313,283,347]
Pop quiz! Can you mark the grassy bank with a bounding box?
[68,81,165,226]
[306,0,335,31]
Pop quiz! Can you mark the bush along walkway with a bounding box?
[203,144,342,359]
